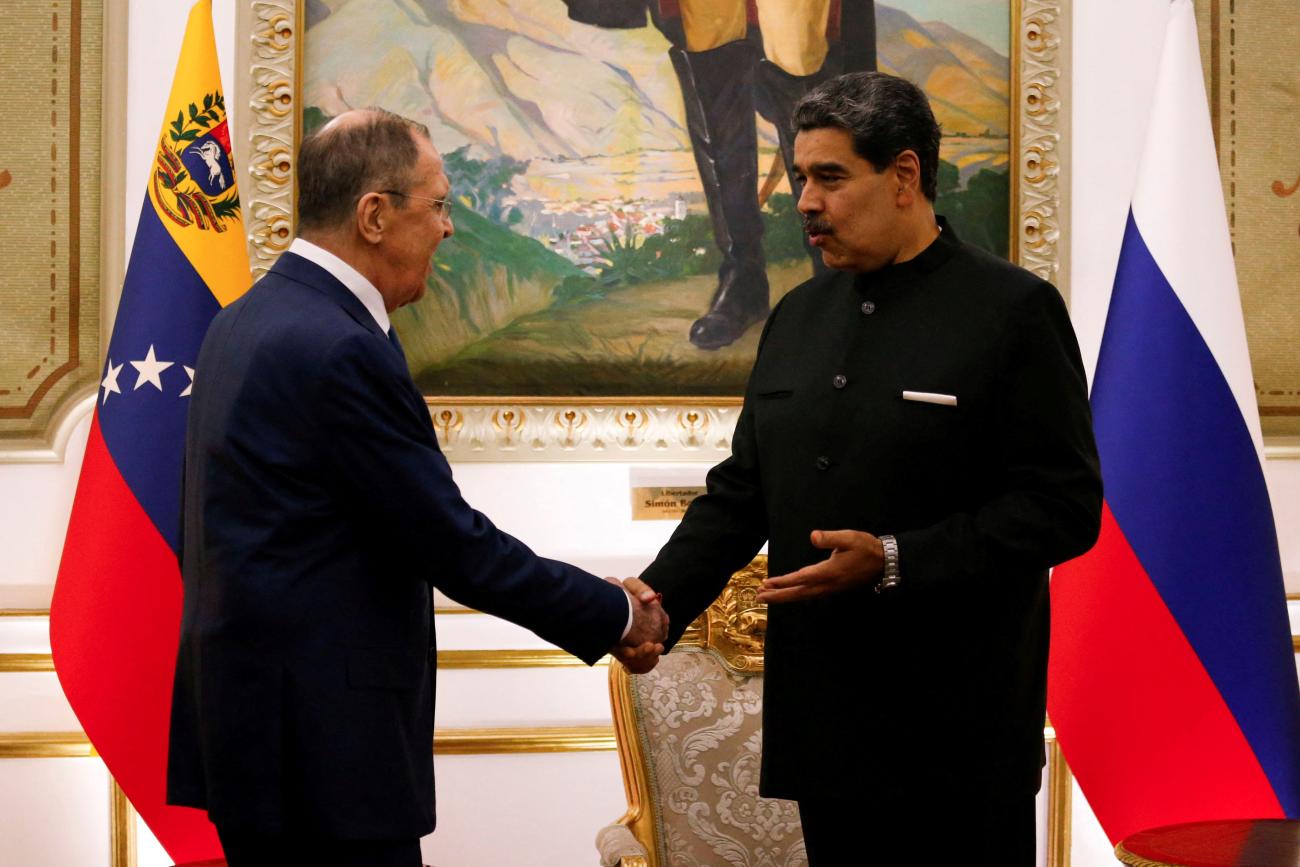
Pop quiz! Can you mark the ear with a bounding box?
[355,191,386,244]
[893,149,922,206]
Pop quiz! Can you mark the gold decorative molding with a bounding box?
[245,0,300,277]
[1047,740,1073,867]
[0,732,94,758]
[434,725,615,755]
[240,2,1063,460]
[0,649,601,671]
[0,653,55,672]
[110,779,136,867]
[438,649,600,668]
[426,402,742,460]
[677,556,768,673]
[1015,0,1065,284]
[0,727,612,758]
[0,609,51,617]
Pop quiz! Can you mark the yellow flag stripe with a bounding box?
[145,0,250,308]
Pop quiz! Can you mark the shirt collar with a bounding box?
[287,237,391,334]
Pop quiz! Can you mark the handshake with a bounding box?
[606,577,669,674]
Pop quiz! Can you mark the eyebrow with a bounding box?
[793,160,849,176]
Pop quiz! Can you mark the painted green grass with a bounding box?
[414,261,813,396]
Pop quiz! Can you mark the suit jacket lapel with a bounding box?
[269,251,387,340]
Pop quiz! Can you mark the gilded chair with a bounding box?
[596,557,807,867]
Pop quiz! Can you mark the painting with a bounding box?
[0,0,103,454]
[297,0,1013,398]
[1197,0,1300,438]
[244,0,1063,458]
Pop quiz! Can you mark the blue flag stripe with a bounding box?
[99,196,221,554]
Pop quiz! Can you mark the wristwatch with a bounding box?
[876,534,900,593]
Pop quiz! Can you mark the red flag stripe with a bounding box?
[1048,504,1283,844]
[50,415,220,861]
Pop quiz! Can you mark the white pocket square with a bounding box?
[902,390,957,406]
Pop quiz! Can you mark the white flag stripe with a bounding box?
[1129,0,1263,455]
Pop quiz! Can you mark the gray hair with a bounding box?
[793,72,942,201]
[296,107,432,231]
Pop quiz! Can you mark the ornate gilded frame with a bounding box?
[241,0,1066,461]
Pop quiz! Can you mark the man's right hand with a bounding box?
[609,577,668,674]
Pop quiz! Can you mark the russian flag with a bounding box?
[49,2,249,860]
[1048,0,1300,845]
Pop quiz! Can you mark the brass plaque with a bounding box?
[631,484,706,521]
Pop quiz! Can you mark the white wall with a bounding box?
[2,1,1298,865]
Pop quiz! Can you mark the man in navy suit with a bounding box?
[167,108,667,867]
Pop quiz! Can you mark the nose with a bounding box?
[442,213,454,239]
[796,181,819,214]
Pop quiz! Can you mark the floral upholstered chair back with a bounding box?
[596,557,807,867]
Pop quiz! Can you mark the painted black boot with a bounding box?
[670,41,772,350]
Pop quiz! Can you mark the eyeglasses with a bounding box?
[380,190,453,219]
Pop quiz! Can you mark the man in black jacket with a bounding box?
[639,72,1102,864]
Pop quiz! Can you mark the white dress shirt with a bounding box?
[288,237,391,334]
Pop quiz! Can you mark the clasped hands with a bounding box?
[602,529,880,673]
[607,577,668,674]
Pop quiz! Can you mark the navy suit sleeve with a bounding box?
[894,282,1103,589]
[315,332,627,665]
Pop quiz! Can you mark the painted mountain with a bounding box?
[305,0,1010,162]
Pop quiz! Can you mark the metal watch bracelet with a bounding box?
[876,534,900,593]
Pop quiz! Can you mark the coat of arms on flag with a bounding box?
[154,92,238,231]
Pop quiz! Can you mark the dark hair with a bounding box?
[793,72,942,201]
[296,107,432,231]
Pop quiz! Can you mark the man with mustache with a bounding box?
[637,72,1102,863]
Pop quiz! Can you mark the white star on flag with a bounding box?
[181,366,195,397]
[130,344,174,391]
[101,360,123,405]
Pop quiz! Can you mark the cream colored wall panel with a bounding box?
[433,668,612,729]
[0,617,50,653]
[0,414,88,605]
[435,612,558,651]
[0,758,110,867]
[135,815,171,867]
[0,673,80,733]
[421,751,624,867]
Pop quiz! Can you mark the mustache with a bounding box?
[802,216,832,235]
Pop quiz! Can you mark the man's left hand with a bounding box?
[757,529,885,603]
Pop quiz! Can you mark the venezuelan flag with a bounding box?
[1047,0,1300,846]
[50,1,248,859]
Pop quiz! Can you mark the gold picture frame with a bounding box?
[239,0,1065,461]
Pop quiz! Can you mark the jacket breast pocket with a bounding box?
[346,645,426,691]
